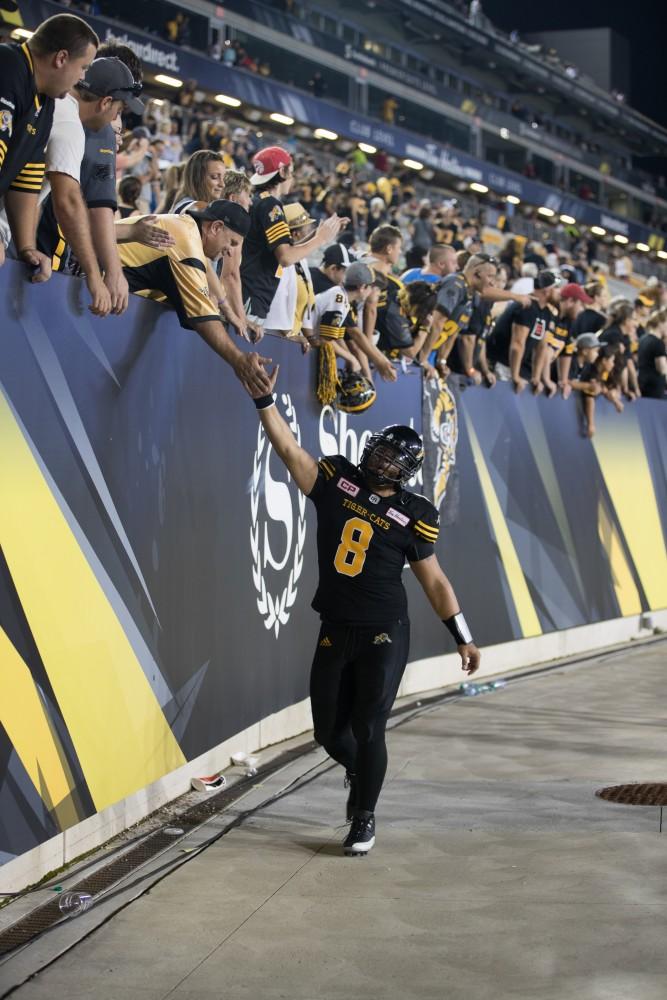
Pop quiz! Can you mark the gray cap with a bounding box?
[343,262,374,289]
[78,58,145,115]
[576,333,600,349]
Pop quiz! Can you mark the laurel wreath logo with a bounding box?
[250,394,307,637]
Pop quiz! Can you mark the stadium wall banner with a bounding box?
[1,252,666,873]
[16,0,664,247]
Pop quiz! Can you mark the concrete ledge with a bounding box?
[2,611,664,894]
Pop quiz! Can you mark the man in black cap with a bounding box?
[35,56,145,316]
[487,270,558,391]
[310,242,354,295]
[116,199,274,395]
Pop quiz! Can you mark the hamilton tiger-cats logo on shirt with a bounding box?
[250,393,307,637]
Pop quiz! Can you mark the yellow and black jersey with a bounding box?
[433,273,474,349]
[240,192,292,319]
[308,454,439,626]
[116,213,218,328]
[0,42,54,199]
[547,313,575,357]
[310,269,350,340]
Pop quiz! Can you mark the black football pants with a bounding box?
[310,619,410,814]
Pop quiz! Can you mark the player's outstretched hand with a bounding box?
[458,643,481,675]
[241,363,280,400]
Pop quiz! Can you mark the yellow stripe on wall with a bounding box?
[593,410,667,611]
[0,391,185,811]
[0,627,80,830]
[596,500,641,616]
[465,413,542,638]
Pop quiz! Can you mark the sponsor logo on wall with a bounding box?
[422,378,459,516]
[250,394,307,637]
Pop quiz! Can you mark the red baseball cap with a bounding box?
[249,146,292,185]
[560,282,593,304]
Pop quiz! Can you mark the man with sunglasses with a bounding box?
[37,47,172,314]
[34,56,144,316]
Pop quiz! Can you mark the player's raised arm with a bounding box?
[409,554,481,675]
[251,367,319,495]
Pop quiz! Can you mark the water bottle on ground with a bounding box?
[58,892,93,917]
[460,680,507,696]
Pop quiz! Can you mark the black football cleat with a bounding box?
[343,814,375,857]
[344,772,358,823]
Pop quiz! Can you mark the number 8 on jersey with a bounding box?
[334,517,373,577]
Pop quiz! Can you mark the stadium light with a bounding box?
[506,195,521,205]
[11,28,33,40]
[155,74,183,88]
[559,214,576,225]
[614,234,629,244]
[358,143,377,154]
[216,94,241,107]
[270,113,295,125]
[402,159,424,170]
[590,226,606,236]
[470,182,489,194]
[635,243,650,252]
[314,128,338,140]
[657,250,667,260]
[537,206,555,217]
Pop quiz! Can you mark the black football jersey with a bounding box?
[307,455,439,626]
[0,42,54,198]
[240,192,292,319]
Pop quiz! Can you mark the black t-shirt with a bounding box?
[308,455,438,625]
[448,298,491,374]
[375,271,413,351]
[599,324,629,354]
[310,266,330,295]
[488,300,554,375]
[487,300,520,366]
[637,333,666,398]
[240,192,292,318]
[569,353,588,381]
[572,307,606,337]
[0,42,54,199]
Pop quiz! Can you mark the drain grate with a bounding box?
[596,782,667,806]
[0,742,316,958]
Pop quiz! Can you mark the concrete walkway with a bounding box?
[3,640,667,1000]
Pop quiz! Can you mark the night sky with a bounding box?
[482,0,665,130]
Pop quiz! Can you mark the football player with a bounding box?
[248,372,481,857]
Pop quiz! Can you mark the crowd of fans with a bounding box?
[1,13,665,429]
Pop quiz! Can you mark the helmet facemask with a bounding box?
[359,427,424,487]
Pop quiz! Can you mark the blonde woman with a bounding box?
[170,150,225,214]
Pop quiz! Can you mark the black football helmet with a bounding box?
[336,371,377,413]
[359,424,424,486]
